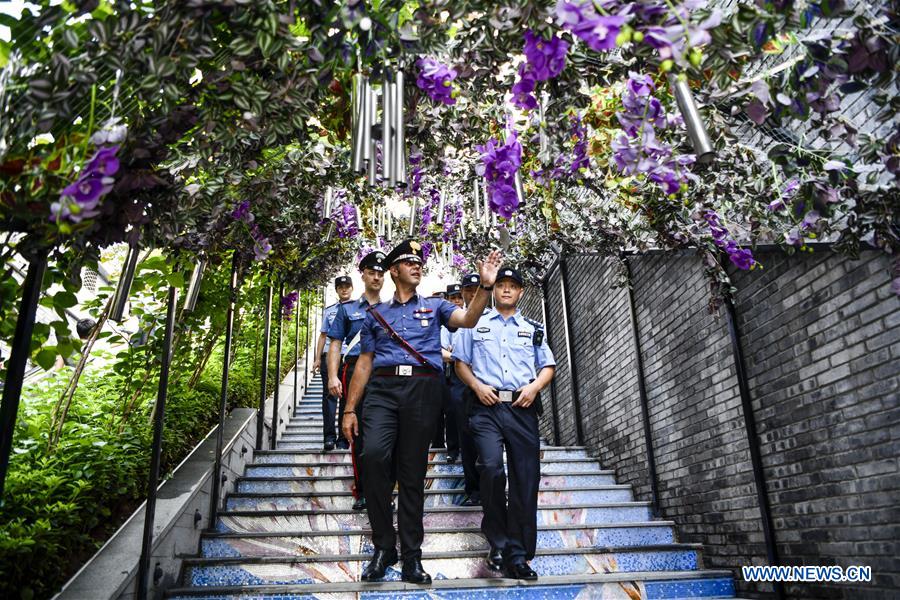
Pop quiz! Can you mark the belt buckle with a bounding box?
[499,390,513,403]
[397,365,413,377]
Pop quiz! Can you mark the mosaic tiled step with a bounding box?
[200,521,674,558]
[217,503,656,533]
[238,470,616,492]
[226,486,634,511]
[246,453,615,476]
[269,447,592,461]
[166,570,736,599]
[184,544,704,586]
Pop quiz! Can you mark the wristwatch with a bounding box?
[480,284,494,291]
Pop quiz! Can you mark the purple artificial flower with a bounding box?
[800,209,820,230]
[785,227,802,246]
[416,57,458,105]
[84,145,121,177]
[557,1,628,52]
[511,64,538,110]
[335,201,360,238]
[476,132,523,218]
[452,253,468,270]
[61,177,106,207]
[231,200,253,222]
[281,290,299,318]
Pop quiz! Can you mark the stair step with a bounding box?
[236,474,622,494]
[206,519,677,553]
[167,570,736,598]
[226,486,634,511]
[217,502,655,532]
[269,448,594,460]
[183,545,703,586]
[252,455,606,470]
[243,463,612,481]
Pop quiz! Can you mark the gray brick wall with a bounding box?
[534,248,899,599]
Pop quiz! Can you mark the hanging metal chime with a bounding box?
[382,72,394,187]
[669,75,715,164]
[514,171,526,207]
[473,177,481,223]
[393,70,407,187]
[351,74,369,173]
[110,240,140,323]
[436,187,446,225]
[407,198,417,237]
[367,86,379,186]
[182,256,207,313]
[323,186,335,219]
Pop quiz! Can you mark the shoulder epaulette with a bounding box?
[524,316,544,330]
[340,299,355,305]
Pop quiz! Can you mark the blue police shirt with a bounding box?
[360,293,459,371]
[327,297,375,357]
[321,303,347,354]
[452,308,556,390]
[440,326,453,351]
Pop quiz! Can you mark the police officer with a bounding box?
[326,251,386,511]
[453,266,556,581]
[314,276,354,451]
[341,239,502,584]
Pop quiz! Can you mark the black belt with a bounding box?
[373,366,439,378]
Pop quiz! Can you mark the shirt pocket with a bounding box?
[472,331,496,361]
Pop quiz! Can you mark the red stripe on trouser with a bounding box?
[342,363,362,500]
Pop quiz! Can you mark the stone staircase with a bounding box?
[167,376,739,599]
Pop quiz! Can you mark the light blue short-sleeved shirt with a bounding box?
[360,293,459,372]
[440,326,453,351]
[321,302,347,354]
[452,308,555,390]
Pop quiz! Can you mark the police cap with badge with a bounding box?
[496,266,543,345]
[495,266,524,286]
[334,275,353,288]
[461,273,480,288]
[446,284,462,297]
[359,250,386,272]
[385,239,424,266]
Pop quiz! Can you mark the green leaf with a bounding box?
[34,348,58,371]
[165,272,184,288]
[54,291,78,309]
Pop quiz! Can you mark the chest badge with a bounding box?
[421,319,429,327]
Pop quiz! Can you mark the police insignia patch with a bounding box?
[477,327,490,333]
[409,241,421,251]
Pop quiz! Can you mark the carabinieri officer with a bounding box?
[325,250,386,512]
[452,266,556,581]
[341,239,502,584]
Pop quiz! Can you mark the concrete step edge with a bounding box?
[228,485,630,496]
[218,503,655,519]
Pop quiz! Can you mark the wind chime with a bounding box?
[351,68,407,243]
[669,75,715,164]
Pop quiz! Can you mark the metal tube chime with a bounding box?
[473,177,481,224]
[393,70,407,187]
[271,282,284,450]
[135,277,179,600]
[436,188,446,225]
[382,72,394,186]
[367,87,379,186]
[256,284,273,450]
[183,256,206,313]
[408,198,417,237]
[207,252,240,530]
[110,240,140,323]
[351,74,369,173]
[670,75,715,164]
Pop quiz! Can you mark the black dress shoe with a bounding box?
[323,441,335,451]
[460,494,481,507]
[352,497,367,511]
[486,547,504,572]
[360,548,397,581]
[446,453,458,463]
[336,440,349,450]
[401,558,432,584]
[503,562,538,581]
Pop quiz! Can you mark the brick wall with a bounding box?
[532,248,899,598]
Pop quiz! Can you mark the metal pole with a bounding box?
[624,257,661,518]
[0,254,48,500]
[557,252,585,445]
[539,279,561,446]
[293,290,300,410]
[724,292,785,600]
[256,284,273,450]
[135,280,178,600]
[207,252,239,530]
[271,282,284,450]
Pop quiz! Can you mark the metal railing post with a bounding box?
[271,282,284,450]
[135,280,178,600]
[293,289,300,410]
[303,295,310,390]
[539,279,561,446]
[624,256,661,517]
[0,254,48,500]
[724,291,785,600]
[558,252,585,445]
[255,284,273,450]
[207,252,239,530]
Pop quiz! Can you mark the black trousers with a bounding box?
[449,378,479,496]
[321,353,338,444]
[361,374,442,560]
[337,359,365,497]
[468,392,540,565]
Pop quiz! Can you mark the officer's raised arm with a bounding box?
[342,350,373,439]
[448,250,503,329]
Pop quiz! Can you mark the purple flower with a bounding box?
[476,132,523,218]
[231,200,253,222]
[84,145,121,177]
[61,177,106,207]
[523,30,569,80]
[52,145,122,224]
[728,246,756,270]
[557,1,628,52]
[335,201,360,238]
[281,291,299,318]
[452,253,468,270]
[511,64,538,110]
[416,58,458,105]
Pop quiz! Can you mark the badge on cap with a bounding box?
[409,241,421,252]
